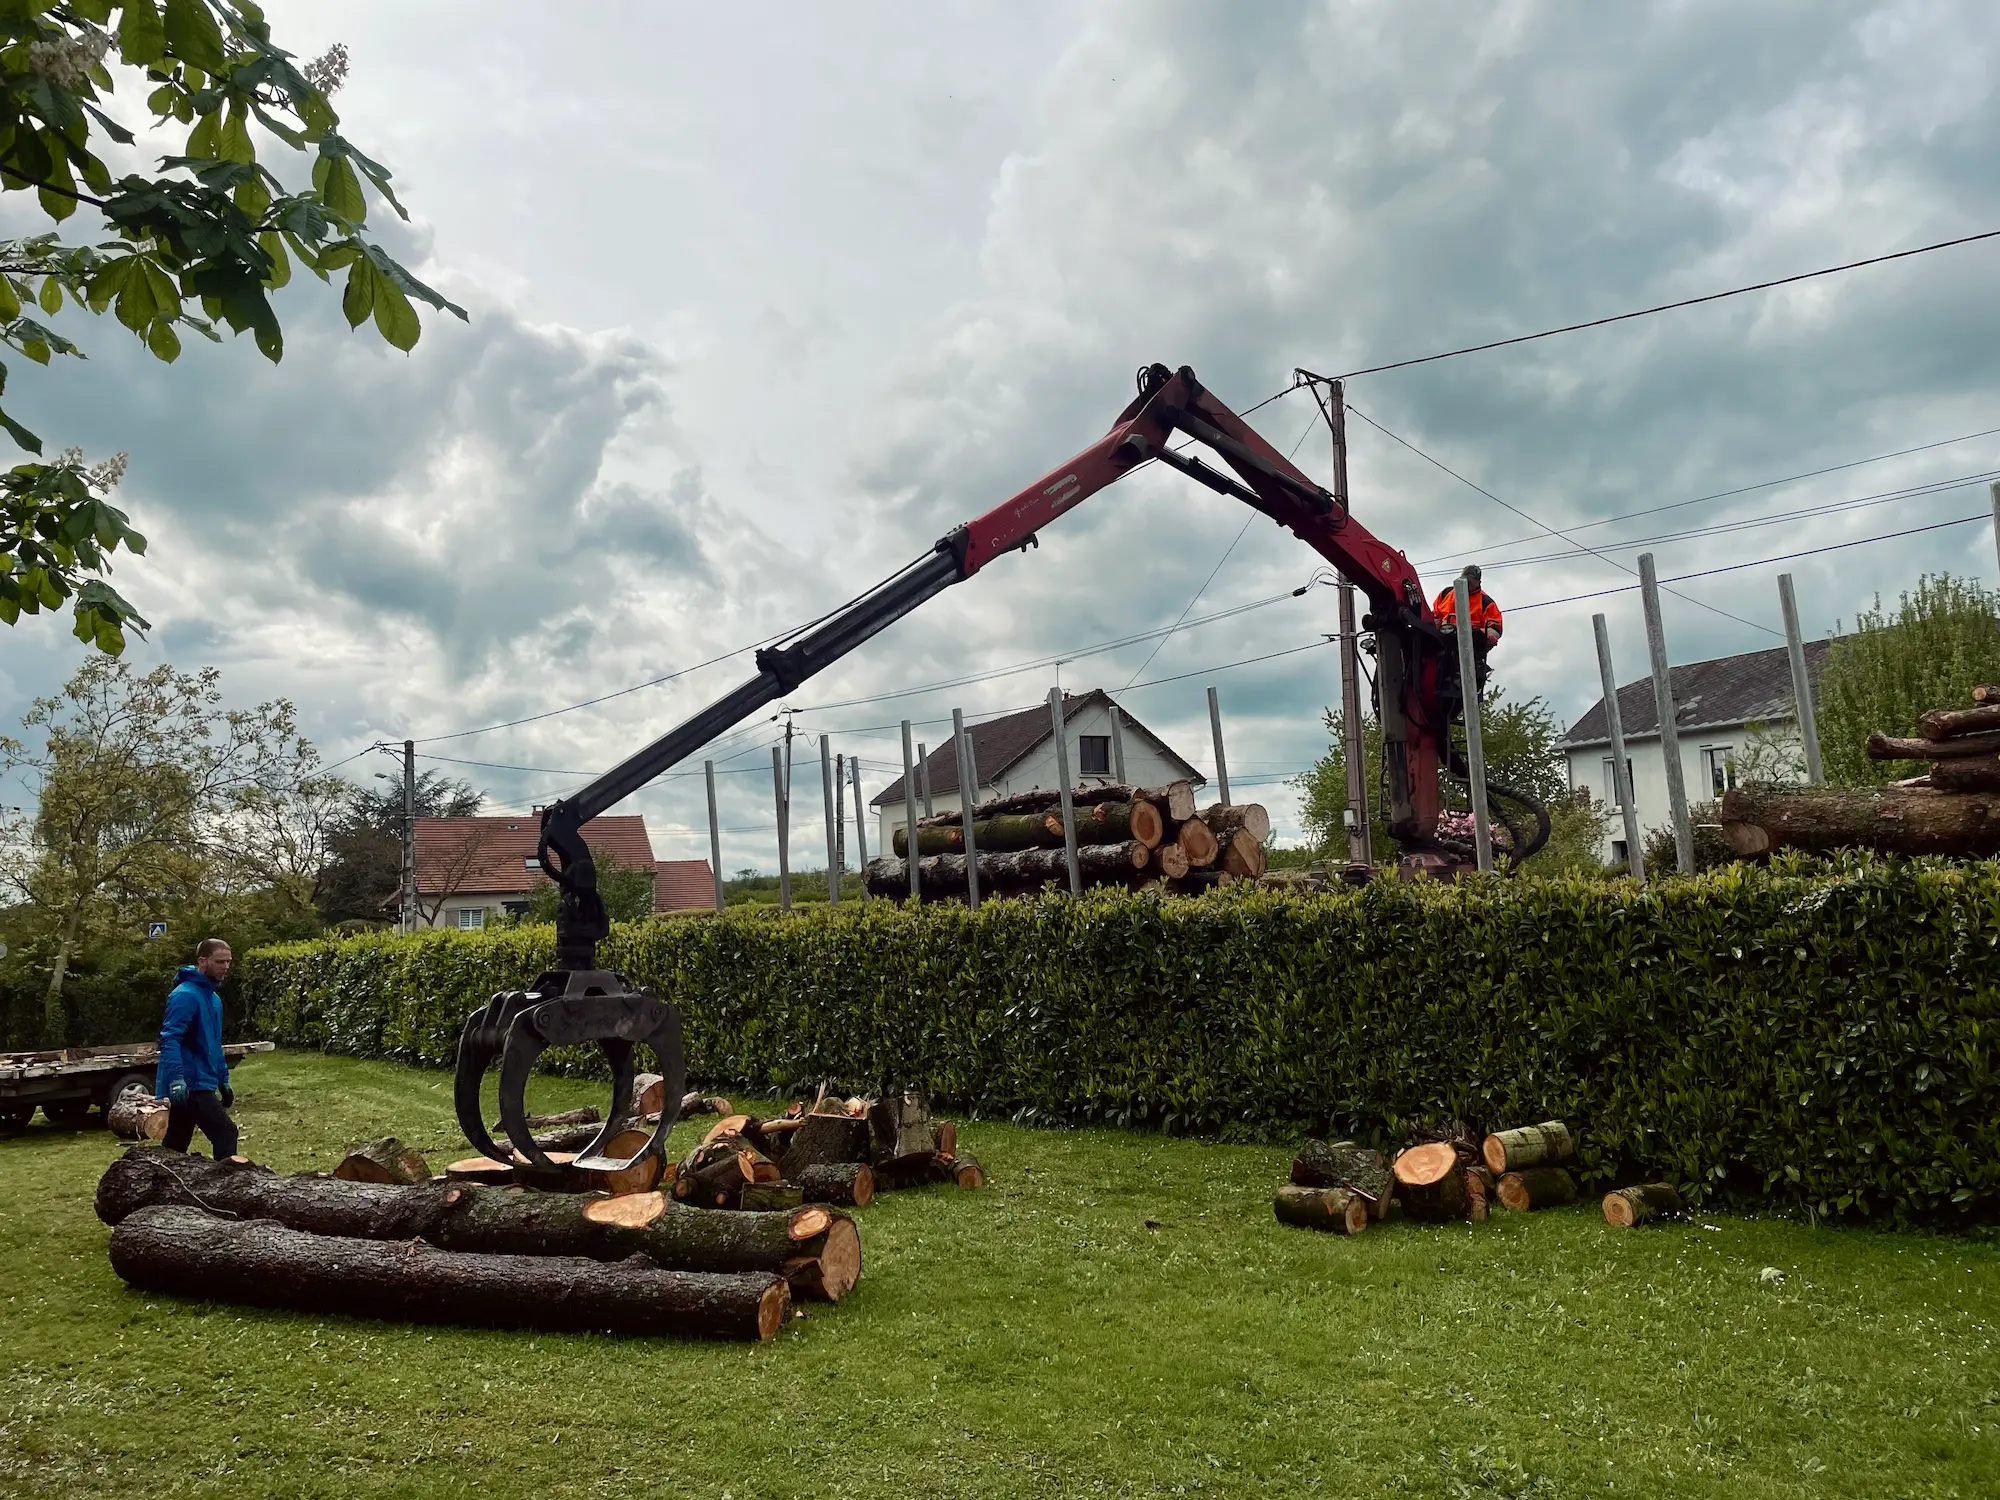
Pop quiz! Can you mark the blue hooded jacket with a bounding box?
[156,966,228,1097]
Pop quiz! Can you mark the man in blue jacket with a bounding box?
[157,938,238,1158]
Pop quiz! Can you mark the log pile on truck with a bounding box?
[864,779,1271,899]
[1272,1117,1682,1235]
[1720,687,2000,858]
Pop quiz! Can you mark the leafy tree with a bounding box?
[0,654,319,1041]
[520,850,656,925]
[314,769,480,926]
[1641,800,1736,876]
[1816,574,2000,786]
[0,5,464,654]
[1295,689,1572,863]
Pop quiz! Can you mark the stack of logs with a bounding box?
[1721,688,2000,858]
[864,779,1271,900]
[1274,1118,1685,1234]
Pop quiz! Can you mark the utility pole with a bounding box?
[771,746,791,912]
[820,737,839,906]
[834,752,848,896]
[1591,614,1645,880]
[1048,688,1082,895]
[1207,686,1231,807]
[1778,574,1824,786]
[917,741,934,817]
[704,759,724,912]
[901,721,920,901]
[1991,480,2000,586]
[1337,578,1372,867]
[1452,579,1494,873]
[952,709,981,910]
[1639,553,1695,875]
[849,757,869,903]
[401,738,416,934]
[1108,707,1128,786]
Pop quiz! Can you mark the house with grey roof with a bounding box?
[867,689,1202,855]
[1561,639,1830,865]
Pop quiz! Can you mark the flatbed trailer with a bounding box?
[0,1040,275,1128]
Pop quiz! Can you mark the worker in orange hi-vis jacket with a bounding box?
[1431,565,1503,688]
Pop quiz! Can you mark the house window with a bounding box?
[1601,756,1633,806]
[456,907,486,931]
[1078,735,1111,776]
[1610,839,1629,867]
[1701,746,1737,796]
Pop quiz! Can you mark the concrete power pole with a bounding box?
[1777,573,1824,786]
[1591,613,1645,880]
[1337,578,1372,866]
[401,738,416,934]
[1638,553,1696,875]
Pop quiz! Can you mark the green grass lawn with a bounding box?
[4,1050,1997,1500]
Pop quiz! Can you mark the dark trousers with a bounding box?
[163,1089,238,1158]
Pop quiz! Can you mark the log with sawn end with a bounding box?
[1868,728,2000,761]
[1919,705,2000,741]
[1392,1142,1468,1220]
[1720,784,2000,858]
[1273,1184,1368,1234]
[1602,1182,1684,1226]
[1497,1167,1579,1211]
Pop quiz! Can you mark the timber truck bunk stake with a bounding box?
[454,363,1551,1162]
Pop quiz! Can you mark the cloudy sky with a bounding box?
[4,0,1998,870]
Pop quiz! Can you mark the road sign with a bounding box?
[146,922,168,939]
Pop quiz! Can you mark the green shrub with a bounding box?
[240,857,2000,1225]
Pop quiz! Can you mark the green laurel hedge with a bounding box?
[240,856,2000,1224]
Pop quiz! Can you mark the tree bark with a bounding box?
[867,1093,938,1163]
[1919,705,2000,741]
[109,1204,788,1340]
[1392,1142,1468,1221]
[334,1137,433,1185]
[1056,801,1163,850]
[864,842,1149,898]
[1481,1122,1575,1177]
[913,780,1195,827]
[739,1181,803,1213]
[1929,757,2000,792]
[1602,1182,1684,1227]
[1273,1184,1369,1234]
[1290,1139,1392,1204]
[945,1154,983,1188]
[1975,685,2000,706]
[108,1095,169,1142]
[679,1092,732,1118]
[1868,728,2000,761]
[1720,784,2000,857]
[780,1113,871,1177]
[95,1149,855,1287]
[1176,818,1219,869]
[1216,829,1267,880]
[43,901,82,1047]
[1202,803,1271,843]
[1149,841,1190,880]
[1464,1166,1494,1222]
[798,1161,875,1208]
[893,824,967,857]
[524,1106,602,1129]
[1497,1167,1579,1211]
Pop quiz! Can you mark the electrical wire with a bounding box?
[1300,227,2000,383]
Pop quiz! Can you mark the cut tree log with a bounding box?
[679,1092,731,1117]
[629,1074,668,1117]
[1720,784,2000,858]
[445,1156,517,1186]
[1216,828,1268,880]
[1201,802,1271,843]
[1149,840,1191,880]
[1290,1139,1393,1205]
[1919,705,2000,741]
[780,1112,871,1177]
[334,1137,432,1185]
[109,1204,788,1340]
[1976,685,2000,706]
[1602,1182,1684,1227]
[871,1155,954,1192]
[703,1113,752,1145]
[798,1161,875,1208]
[522,1106,602,1130]
[1392,1142,1468,1221]
[1273,1184,1368,1234]
[1176,818,1219,869]
[1465,1166,1494,1222]
[863,842,1150,898]
[107,1094,169,1142]
[95,1149,857,1287]
[1497,1167,1579,1212]
[912,780,1195,827]
[867,1094,938,1163]
[583,1129,665,1197]
[739,1181,804,1213]
[945,1154,984,1189]
[1054,801,1164,850]
[1481,1121,1576,1176]
[1868,728,2000,761]
[1929,757,2000,793]
[894,823,967,857]
[935,1120,958,1159]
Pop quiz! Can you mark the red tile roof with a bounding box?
[655,859,717,912]
[413,814,655,896]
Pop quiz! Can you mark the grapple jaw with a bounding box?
[453,968,685,1179]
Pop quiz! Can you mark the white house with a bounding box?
[1561,639,1830,866]
[868,689,1203,853]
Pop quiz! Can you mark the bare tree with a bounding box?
[415,821,503,927]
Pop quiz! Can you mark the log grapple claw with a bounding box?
[453,968,685,1180]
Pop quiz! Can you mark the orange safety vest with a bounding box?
[1431,585,1504,641]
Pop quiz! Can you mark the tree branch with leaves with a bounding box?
[0,2,465,654]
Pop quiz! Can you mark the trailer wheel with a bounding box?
[43,1098,91,1126]
[102,1071,156,1118]
[0,1104,30,1132]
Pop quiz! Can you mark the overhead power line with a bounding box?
[1299,227,2000,383]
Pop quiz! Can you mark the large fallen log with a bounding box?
[1481,1121,1574,1177]
[1289,1139,1392,1205]
[334,1137,432,1185]
[1202,803,1271,843]
[1929,757,2000,793]
[1176,817,1219,869]
[1720,784,2000,857]
[94,1149,856,1292]
[895,801,1164,857]
[109,1205,789,1340]
[1867,728,2000,761]
[913,780,1195,827]
[1919,705,2000,741]
[1273,1184,1368,1234]
[863,842,1150,898]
